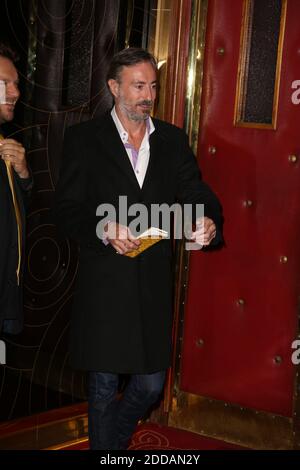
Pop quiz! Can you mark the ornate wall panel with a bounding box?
[0,0,176,422]
[0,0,120,420]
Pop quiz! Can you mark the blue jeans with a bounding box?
[88,370,166,450]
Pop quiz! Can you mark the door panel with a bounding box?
[179,0,298,418]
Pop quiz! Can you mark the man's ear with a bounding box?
[108,79,119,99]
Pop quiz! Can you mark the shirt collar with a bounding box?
[111,106,155,144]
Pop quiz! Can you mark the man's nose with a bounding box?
[144,85,155,101]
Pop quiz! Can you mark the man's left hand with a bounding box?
[0,139,29,178]
[191,216,217,246]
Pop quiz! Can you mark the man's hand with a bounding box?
[104,222,141,255]
[191,216,217,246]
[0,139,29,178]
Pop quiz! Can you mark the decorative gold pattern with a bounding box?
[130,429,172,450]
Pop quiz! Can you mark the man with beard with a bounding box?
[0,43,31,335]
[54,48,223,449]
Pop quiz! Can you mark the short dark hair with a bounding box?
[106,47,157,83]
[0,42,19,63]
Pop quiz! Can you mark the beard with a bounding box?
[119,98,153,121]
[0,103,15,124]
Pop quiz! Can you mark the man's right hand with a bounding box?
[104,222,141,255]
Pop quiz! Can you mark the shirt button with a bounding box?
[136,170,139,174]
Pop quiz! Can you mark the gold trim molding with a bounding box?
[234,0,287,130]
[0,413,88,450]
[169,392,293,450]
[161,0,209,417]
[184,0,209,153]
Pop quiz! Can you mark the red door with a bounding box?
[172,0,299,437]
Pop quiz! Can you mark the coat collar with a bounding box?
[95,113,164,194]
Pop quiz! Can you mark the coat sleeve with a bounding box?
[53,127,106,253]
[15,170,33,211]
[175,130,223,246]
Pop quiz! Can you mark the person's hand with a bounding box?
[191,216,217,246]
[104,222,141,255]
[0,139,29,178]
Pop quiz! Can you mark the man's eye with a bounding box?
[136,85,143,90]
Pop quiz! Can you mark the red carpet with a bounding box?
[129,423,244,450]
[60,422,244,450]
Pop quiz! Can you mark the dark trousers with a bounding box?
[88,370,166,450]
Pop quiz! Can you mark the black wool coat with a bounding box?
[0,160,31,334]
[54,113,222,374]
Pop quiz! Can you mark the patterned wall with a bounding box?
[0,0,158,422]
[0,0,118,420]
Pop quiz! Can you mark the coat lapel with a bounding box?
[95,114,166,195]
[95,114,141,192]
[141,124,164,195]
